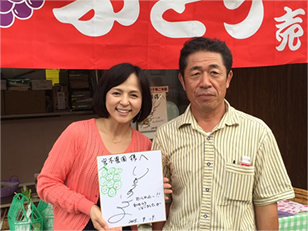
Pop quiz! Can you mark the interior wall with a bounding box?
[226,63,307,189]
[1,114,96,184]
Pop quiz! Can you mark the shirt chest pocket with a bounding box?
[224,162,254,202]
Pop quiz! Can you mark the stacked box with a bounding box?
[4,90,46,115]
[31,80,52,90]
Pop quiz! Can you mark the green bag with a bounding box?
[8,193,43,231]
[37,200,54,230]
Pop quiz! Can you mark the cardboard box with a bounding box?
[31,80,52,90]
[4,90,46,115]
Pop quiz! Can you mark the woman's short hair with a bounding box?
[93,63,152,123]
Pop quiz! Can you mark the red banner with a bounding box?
[0,0,307,70]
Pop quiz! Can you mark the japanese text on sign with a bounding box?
[97,150,166,228]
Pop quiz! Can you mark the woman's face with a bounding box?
[105,73,142,124]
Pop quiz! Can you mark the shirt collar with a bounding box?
[176,100,239,131]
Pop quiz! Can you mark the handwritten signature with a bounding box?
[108,166,149,223]
[127,166,149,198]
[108,200,132,224]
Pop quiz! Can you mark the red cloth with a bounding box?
[1,1,307,69]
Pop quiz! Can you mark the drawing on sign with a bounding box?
[99,167,123,197]
[97,150,165,228]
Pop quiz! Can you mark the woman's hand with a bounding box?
[89,205,122,231]
[89,204,108,230]
[163,177,172,200]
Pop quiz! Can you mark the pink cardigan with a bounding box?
[37,119,152,230]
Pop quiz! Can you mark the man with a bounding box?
[152,37,294,230]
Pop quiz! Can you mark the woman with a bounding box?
[37,63,171,231]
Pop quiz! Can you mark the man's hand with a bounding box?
[163,177,172,200]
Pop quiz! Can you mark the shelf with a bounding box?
[1,110,95,120]
[0,184,39,209]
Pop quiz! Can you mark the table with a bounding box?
[279,212,308,231]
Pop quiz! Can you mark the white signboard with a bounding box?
[97,150,166,228]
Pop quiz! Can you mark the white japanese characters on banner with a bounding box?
[97,150,165,228]
[0,1,307,69]
[275,6,305,52]
[52,0,265,39]
[53,0,140,37]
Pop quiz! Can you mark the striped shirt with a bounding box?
[152,101,294,231]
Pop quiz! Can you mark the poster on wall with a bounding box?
[96,150,166,228]
[138,86,168,132]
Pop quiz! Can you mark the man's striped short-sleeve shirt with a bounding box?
[152,101,294,231]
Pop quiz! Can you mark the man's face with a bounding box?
[179,51,233,114]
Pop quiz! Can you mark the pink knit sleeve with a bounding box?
[37,122,94,215]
